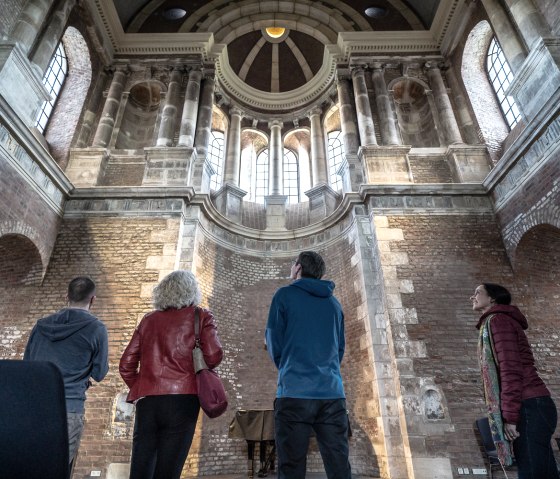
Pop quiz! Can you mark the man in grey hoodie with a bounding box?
[24,276,109,466]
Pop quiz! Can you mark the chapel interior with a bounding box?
[0,0,559,478]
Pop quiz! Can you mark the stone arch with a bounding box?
[284,128,312,194]
[115,81,164,149]
[462,20,509,163]
[239,128,269,198]
[44,26,92,169]
[0,221,49,276]
[0,234,44,359]
[389,77,439,147]
[512,224,560,389]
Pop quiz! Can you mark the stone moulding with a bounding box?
[64,183,493,242]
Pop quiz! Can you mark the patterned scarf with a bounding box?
[478,315,515,467]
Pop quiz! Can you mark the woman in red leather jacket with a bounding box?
[472,283,559,479]
[120,270,223,479]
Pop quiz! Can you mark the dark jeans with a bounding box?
[129,394,200,479]
[274,397,352,479]
[513,396,560,479]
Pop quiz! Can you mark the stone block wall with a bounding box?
[382,213,560,475]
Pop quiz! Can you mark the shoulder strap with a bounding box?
[194,307,200,342]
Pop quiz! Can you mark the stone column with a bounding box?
[30,0,77,75]
[337,76,360,156]
[442,63,479,144]
[371,64,400,145]
[351,65,377,146]
[336,73,365,190]
[503,0,550,51]
[92,67,128,148]
[178,68,202,147]
[194,73,215,158]
[75,70,109,147]
[9,0,53,56]
[308,106,329,185]
[268,119,283,195]
[156,67,182,147]
[479,0,527,73]
[223,107,243,185]
[425,62,463,145]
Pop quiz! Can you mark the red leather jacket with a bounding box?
[119,305,223,403]
[477,304,550,424]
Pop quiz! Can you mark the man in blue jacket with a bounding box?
[266,251,351,479]
[24,276,109,467]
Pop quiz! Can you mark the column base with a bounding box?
[359,145,413,183]
[446,144,491,183]
[0,43,49,126]
[305,183,341,224]
[143,147,196,186]
[212,183,247,223]
[264,195,288,231]
[66,148,109,186]
[509,37,560,122]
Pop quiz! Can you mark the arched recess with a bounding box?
[115,81,164,149]
[513,224,560,391]
[240,129,268,201]
[462,20,509,163]
[44,26,92,169]
[284,128,311,195]
[0,234,44,358]
[390,78,439,147]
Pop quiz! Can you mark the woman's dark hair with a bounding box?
[297,251,326,279]
[483,283,512,305]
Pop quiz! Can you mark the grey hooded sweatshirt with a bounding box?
[24,308,109,413]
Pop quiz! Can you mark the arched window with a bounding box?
[283,149,299,203]
[486,37,521,129]
[208,130,225,191]
[35,43,68,133]
[327,130,344,191]
[255,149,269,204]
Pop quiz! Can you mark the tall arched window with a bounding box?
[208,130,225,191]
[255,149,269,204]
[283,149,299,203]
[486,37,521,129]
[35,43,68,133]
[327,130,344,191]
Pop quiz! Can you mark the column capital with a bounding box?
[307,106,323,118]
[230,106,244,117]
[105,64,130,76]
[371,62,386,72]
[350,64,368,76]
[268,119,283,129]
[424,60,444,71]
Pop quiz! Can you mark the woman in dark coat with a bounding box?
[120,270,223,479]
[472,283,559,478]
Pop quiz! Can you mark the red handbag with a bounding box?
[193,308,228,418]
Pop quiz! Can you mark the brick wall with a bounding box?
[0,153,62,269]
[0,0,24,38]
[408,154,454,183]
[189,230,380,476]
[14,217,176,477]
[45,26,92,169]
[387,214,513,469]
[385,213,560,475]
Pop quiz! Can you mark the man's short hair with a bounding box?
[68,277,96,303]
[297,251,326,279]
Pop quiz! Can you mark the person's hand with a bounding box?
[504,422,520,441]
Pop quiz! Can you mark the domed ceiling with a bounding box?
[107,0,440,106]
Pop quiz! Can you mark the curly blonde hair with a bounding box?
[152,270,202,310]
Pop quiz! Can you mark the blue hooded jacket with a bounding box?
[265,278,345,399]
[24,308,109,413]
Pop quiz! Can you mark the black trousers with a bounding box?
[129,394,200,479]
[274,397,352,479]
